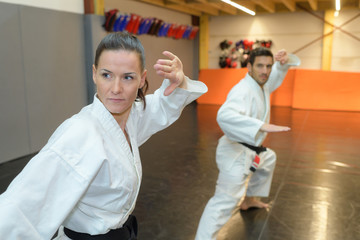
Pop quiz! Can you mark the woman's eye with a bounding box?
[102,73,111,79]
[124,75,134,81]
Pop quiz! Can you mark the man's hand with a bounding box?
[153,51,187,96]
[274,49,289,65]
[260,123,290,132]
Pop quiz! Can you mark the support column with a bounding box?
[199,14,209,70]
[322,10,334,71]
[94,0,104,16]
[83,0,106,103]
[84,0,104,15]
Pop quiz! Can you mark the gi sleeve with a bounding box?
[0,119,105,239]
[136,77,207,146]
[217,84,265,146]
[266,53,301,92]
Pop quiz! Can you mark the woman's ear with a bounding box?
[140,69,147,88]
[92,64,97,84]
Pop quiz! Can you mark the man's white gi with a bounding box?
[0,78,207,239]
[195,55,300,240]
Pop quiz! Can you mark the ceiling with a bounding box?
[133,0,360,16]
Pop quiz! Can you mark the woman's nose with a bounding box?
[112,79,123,94]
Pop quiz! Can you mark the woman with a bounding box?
[0,32,207,239]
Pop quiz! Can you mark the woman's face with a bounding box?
[93,50,146,121]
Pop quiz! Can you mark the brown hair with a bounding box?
[94,32,149,109]
[248,47,273,65]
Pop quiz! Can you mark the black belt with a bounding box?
[240,142,267,172]
[240,142,267,155]
[64,215,138,240]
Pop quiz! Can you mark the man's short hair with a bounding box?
[248,47,273,65]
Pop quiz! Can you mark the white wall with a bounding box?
[331,9,360,72]
[208,10,360,72]
[0,0,84,13]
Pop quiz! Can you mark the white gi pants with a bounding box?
[195,138,276,240]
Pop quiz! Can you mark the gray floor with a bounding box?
[1,103,360,239]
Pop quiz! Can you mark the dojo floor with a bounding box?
[1,103,360,240]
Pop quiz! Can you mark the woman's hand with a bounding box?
[154,51,187,96]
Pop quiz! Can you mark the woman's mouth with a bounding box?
[109,98,124,103]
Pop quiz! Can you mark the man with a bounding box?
[195,47,300,239]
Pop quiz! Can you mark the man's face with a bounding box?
[247,56,273,87]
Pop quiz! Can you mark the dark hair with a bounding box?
[94,32,149,109]
[248,47,273,65]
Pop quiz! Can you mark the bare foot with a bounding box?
[239,197,269,210]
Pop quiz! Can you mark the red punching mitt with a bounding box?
[174,25,187,39]
[103,9,118,32]
[189,26,199,40]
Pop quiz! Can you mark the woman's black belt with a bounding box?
[240,142,267,155]
[64,215,138,240]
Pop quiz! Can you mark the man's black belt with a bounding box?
[64,215,137,240]
[240,143,267,172]
[240,142,267,155]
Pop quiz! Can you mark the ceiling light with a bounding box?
[335,0,341,11]
[221,0,256,16]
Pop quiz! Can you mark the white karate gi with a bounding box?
[195,55,300,240]
[0,78,207,240]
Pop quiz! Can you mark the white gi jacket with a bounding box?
[0,78,207,239]
[217,54,301,147]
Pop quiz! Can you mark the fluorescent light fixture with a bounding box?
[334,10,339,17]
[335,0,341,11]
[221,0,256,16]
